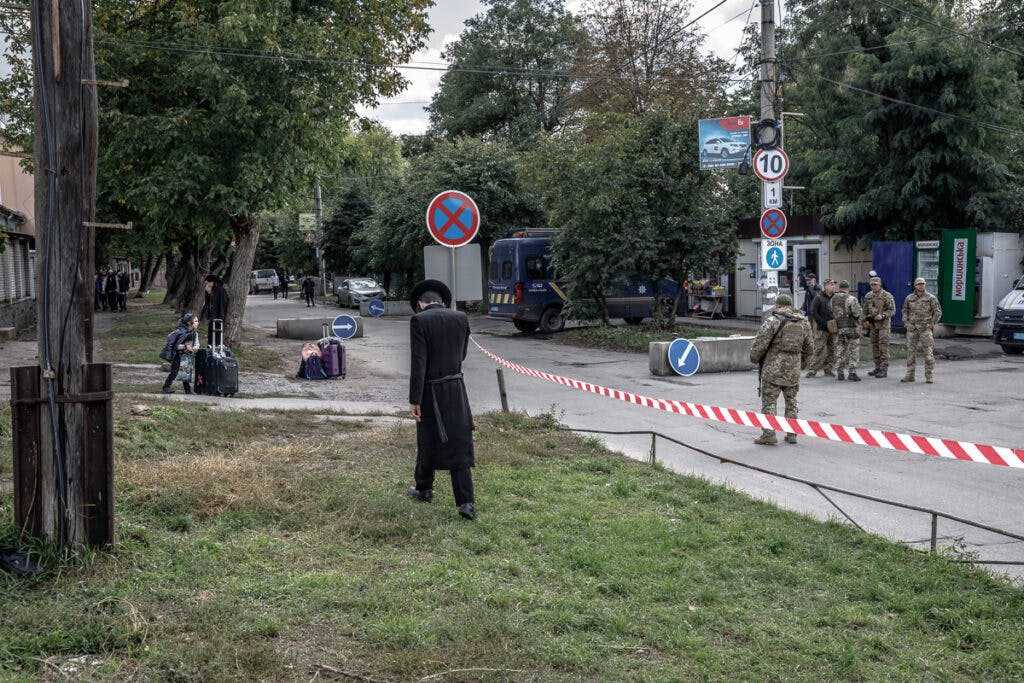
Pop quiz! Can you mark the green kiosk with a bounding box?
[914,229,976,327]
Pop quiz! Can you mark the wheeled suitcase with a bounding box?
[318,323,346,379]
[197,319,239,396]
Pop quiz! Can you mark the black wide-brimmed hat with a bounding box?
[409,279,452,309]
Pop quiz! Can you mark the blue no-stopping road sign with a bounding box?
[668,338,701,377]
[367,299,385,317]
[332,314,357,339]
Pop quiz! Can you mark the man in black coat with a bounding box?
[805,277,837,378]
[201,274,229,347]
[406,279,476,520]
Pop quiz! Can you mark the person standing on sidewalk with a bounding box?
[201,274,229,347]
[405,280,477,519]
[861,276,896,377]
[270,271,281,300]
[801,272,822,317]
[805,278,836,378]
[901,277,943,383]
[749,294,813,445]
[301,276,316,307]
[830,280,863,381]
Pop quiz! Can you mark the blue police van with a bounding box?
[487,229,679,333]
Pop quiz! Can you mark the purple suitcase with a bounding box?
[319,323,346,379]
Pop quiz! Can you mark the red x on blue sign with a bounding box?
[426,190,480,247]
[760,208,787,239]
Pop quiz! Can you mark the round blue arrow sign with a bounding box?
[332,314,357,339]
[668,338,701,377]
[367,299,385,318]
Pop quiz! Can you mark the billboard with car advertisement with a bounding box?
[698,116,751,170]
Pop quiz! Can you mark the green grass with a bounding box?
[558,322,731,353]
[1,404,1022,681]
[96,300,283,371]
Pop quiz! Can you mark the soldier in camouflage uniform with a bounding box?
[749,293,814,445]
[901,277,943,383]
[861,276,896,377]
[830,280,862,381]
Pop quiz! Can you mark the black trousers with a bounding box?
[415,464,474,506]
[162,353,191,391]
[304,292,315,306]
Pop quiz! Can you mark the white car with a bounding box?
[701,136,746,159]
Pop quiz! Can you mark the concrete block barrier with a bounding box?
[0,327,16,342]
[276,316,364,340]
[359,301,414,317]
[650,336,757,375]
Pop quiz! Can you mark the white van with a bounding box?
[994,274,1024,354]
[249,269,277,294]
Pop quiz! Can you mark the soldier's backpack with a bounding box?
[777,315,807,353]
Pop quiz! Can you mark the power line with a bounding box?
[682,0,731,31]
[94,38,756,85]
[800,69,1024,137]
[867,0,1024,60]
[707,2,758,33]
[785,21,1024,63]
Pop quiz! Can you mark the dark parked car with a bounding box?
[335,278,386,308]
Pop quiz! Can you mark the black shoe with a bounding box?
[406,487,433,503]
[183,384,193,395]
[161,387,174,394]
[458,503,476,520]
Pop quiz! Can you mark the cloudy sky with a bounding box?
[358,0,776,135]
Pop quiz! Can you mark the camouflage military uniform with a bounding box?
[862,287,896,373]
[902,288,942,382]
[749,304,814,444]
[830,289,862,377]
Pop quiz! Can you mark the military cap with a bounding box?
[775,293,793,306]
[869,276,881,285]
[837,280,850,289]
[914,277,926,285]
[823,278,836,285]
[805,272,817,280]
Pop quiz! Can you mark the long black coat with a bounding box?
[409,304,474,470]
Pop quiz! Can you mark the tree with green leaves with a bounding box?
[427,0,582,144]
[359,137,542,298]
[574,0,731,119]
[1,0,432,346]
[782,0,1023,242]
[524,110,741,327]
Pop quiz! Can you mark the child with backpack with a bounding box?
[160,313,200,394]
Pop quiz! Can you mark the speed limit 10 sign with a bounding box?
[752,148,790,183]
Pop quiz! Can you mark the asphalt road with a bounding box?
[249,294,1024,578]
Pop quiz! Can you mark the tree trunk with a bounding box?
[134,253,154,297]
[224,215,259,348]
[32,0,102,550]
[161,250,177,303]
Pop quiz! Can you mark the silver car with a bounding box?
[336,278,386,308]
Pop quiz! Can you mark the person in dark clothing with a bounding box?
[406,279,476,520]
[201,274,229,347]
[117,271,130,310]
[806,278,837,377]
[280,270,289,299]
[105,271,118,311]
[802,272,822,317]
[301,276,316,307]
[161,313,200,394]
[94,273,105,310]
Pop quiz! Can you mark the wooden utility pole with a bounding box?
[27,0,108,550]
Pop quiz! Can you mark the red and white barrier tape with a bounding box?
[471,337,1024,469]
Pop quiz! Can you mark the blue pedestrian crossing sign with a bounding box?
[668,338,701,377]
[332,314,357,339]
[760,238,787,272]
[367,299,385,317]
